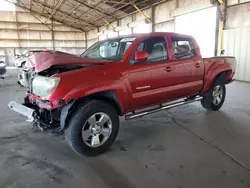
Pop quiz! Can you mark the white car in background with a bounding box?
[15,50,43,68]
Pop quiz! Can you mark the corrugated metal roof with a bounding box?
[6,0,162,32]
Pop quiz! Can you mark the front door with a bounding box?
[127,36,177,110]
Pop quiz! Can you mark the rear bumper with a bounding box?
[8,101,35,122]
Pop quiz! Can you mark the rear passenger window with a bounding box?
[172,38,195,60]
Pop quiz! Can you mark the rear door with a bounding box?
[167,37,204,98]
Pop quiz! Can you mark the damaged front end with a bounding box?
[10,51,106,132]
[8,98,74,132]
[12,65,81,132]
[13,66,90,132]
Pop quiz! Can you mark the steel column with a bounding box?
[216,0,226,56]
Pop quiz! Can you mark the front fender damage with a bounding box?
[52,100,76,133]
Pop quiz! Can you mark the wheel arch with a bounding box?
[203,70,231,93]
[214,70,229,82]
[82,90,123,116]
[59,90,123,132]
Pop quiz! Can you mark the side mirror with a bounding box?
[135,50,148,62]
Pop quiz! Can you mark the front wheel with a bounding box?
[65,100,119,156]
[201,80,226,111]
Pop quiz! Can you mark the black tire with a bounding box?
[65,100,119,156]
[201,78,226,111]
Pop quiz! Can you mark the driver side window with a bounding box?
[131,37,168,64]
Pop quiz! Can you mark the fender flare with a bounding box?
[57,90,123,132]
[202,70,230,93]
[53,100,76,133]
[85,90,123,115]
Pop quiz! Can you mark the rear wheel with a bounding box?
[201,78,226,111]
[65,100,119,156]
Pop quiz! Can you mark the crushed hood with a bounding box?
[26,51,111,72]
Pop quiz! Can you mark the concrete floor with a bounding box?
[0,77,250,188]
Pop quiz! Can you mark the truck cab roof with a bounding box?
[109,32,194,40]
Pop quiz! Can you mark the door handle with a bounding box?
[195,63,200,68]
[165,66,173,72]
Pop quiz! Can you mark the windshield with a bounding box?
[81,37,136,61]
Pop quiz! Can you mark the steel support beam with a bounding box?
[0,38,86,41]
[6,0,85,32]
[151,5,155,32]
[29,0,33,10]
[114,0,165,21]
[44,0,67,24]
[51,19,55,50]
[84,32,88,50]
[73,0,117,20]
[14,0,53,30]
[94,10,115,29]
[60,2,81,22]
[70,1,103,25]
[71,0,125,26]
[90,0,129,23]
[32,0,98,28]
[2,46,86,49]
[129,0,152,31]
[131,13,135,34]
[103,0,130,5]
[176,0,179,8]
[89,0,148,25]
[216,0,225,56]
[41,0,48,14]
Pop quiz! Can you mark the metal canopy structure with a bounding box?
[5,0,160,31]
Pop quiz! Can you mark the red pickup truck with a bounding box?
[8,32,236,156]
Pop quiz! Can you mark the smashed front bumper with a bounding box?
[8,101,35,122]
[8,100,59,131]
[8,98,74,132]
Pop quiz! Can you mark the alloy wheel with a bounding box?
[212,85,223,106]
[81,112,112,147]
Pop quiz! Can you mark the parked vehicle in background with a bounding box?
[0,60,6,79]
[8,32,236,156]
[14,50,43,68]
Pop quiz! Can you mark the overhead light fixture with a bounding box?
[72,10,77,16]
